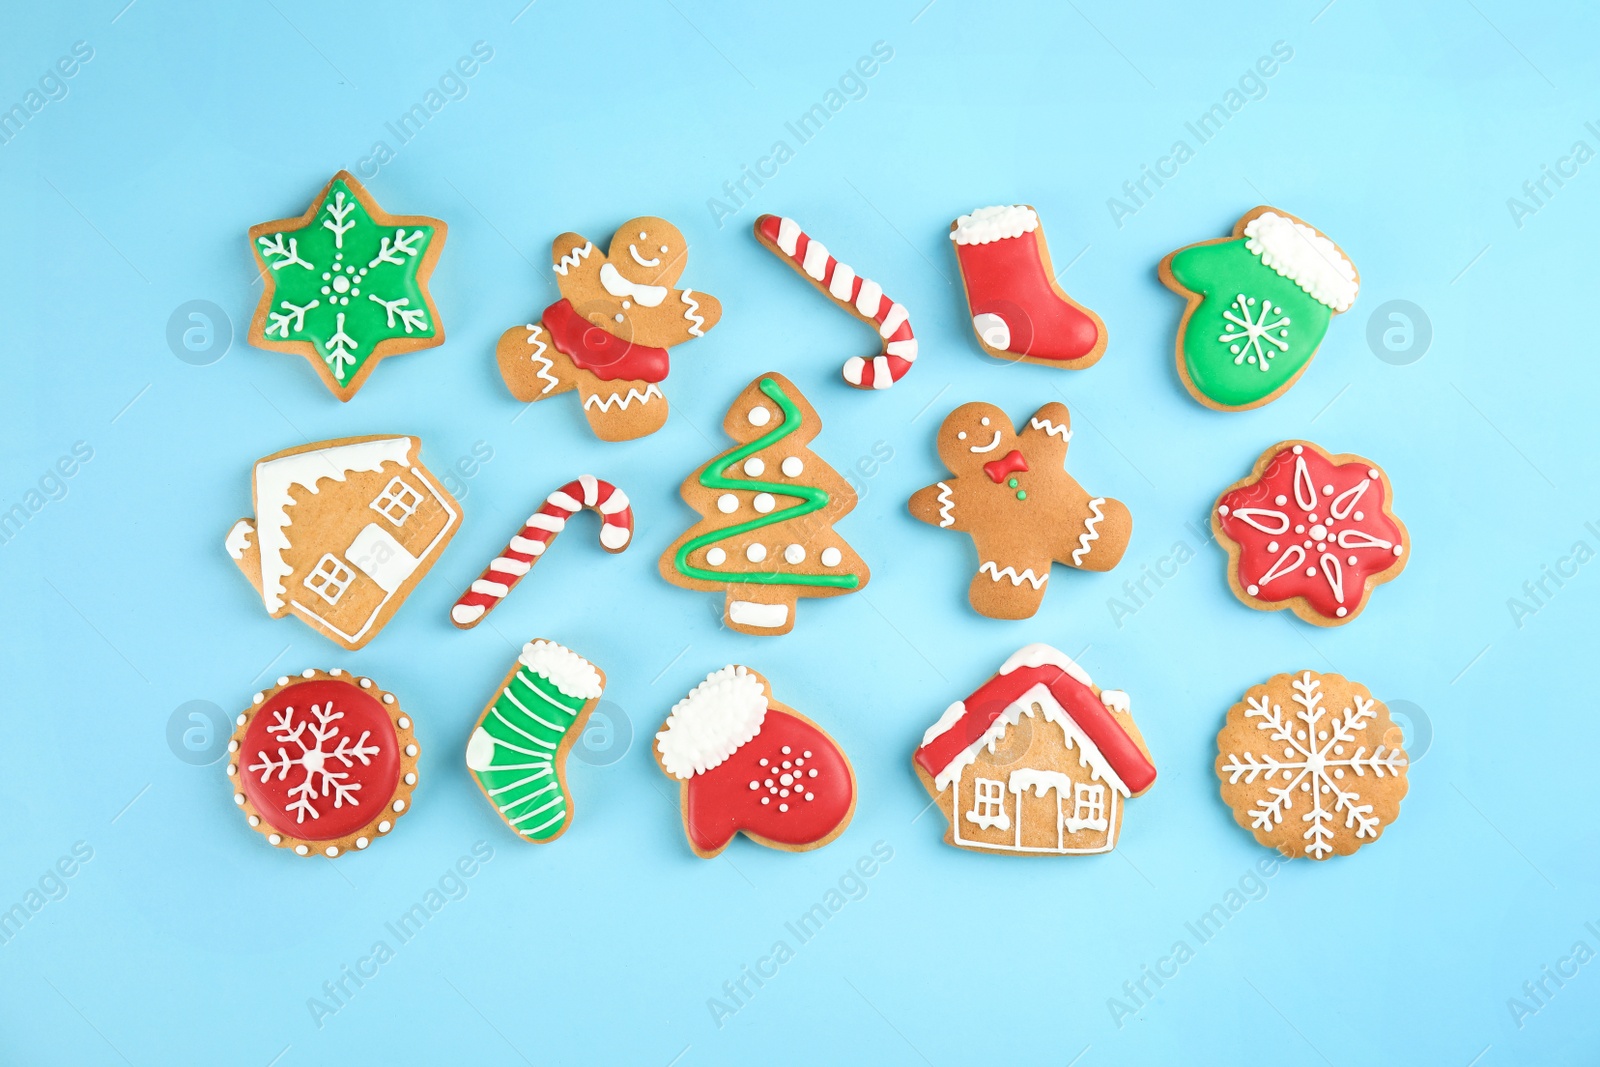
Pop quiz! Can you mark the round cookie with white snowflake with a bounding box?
[226,669,419,857]
[1216,670,1408,860]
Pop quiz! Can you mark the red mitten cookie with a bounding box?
[654,665,855,858]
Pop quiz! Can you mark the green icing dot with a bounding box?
[1016,490,1027,500]
[1007,478,1019,488]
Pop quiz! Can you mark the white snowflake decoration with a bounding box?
[248,700,381,823]
[1219,292,1290,371]
[1220,672,1405,858]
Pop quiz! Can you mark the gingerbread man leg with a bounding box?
[574,368,669,441]
[967,553,1053,619]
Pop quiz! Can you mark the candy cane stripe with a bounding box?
[755,213,915,391]
[451,476,635,628]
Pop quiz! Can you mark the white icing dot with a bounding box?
[808,768,818,777]
[1354,511,1365,521]
[378,821,392,832]
[717,494,739,514]
[1266,541,1279,553]
[748,405,771,426]
[753,493,776,514]
[248,815,259,826]
[233,793,244,805]
[779,803,788,812]
[1292,445,1303,454]
[761,796,770,805]
[1305,567,1317,577]
[1275,495,1288,506]
[820,547,842,567]
[780,773,794,786]
[1247,584,1260,595]
[392,800,405,812]
[803,751,811,758]
[237,713,248,725]
[782,746,791,754]
[805,793,814,801]
[1348,555,1358,566]
[1393,545,1404,556]
[746,544,767,562]
[227,764,237,776]
[782,456,803,477]
[957,432,967,440]
[359,678,372,688]
[356,837,369,849]
[404,773,416,784]
[1336,606,1349,617]
[980,417,990,426]
[743,457,765,476]
[1368,468,1380,479]
[1218,505,1230,516]
[268,834,281,845]
[706,547,726,566]
[784,544,806,564]
[398,717,410,729]
[749,781,759,790]
[382,694,394,705]
[278,676,289,686]
[1323,484,1334,494]
[295,845,309,855]
[325,846,339,857]
[405,744,418,757]
[759,758,768,766]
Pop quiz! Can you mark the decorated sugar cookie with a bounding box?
[654,665,855,858]
[914,645,1155,856]
[227,669,419,857]
[496,216,722,440]
[1160,206,1358,410]
[465,640,605,843]
[249,171,446,401]
[451,476,632,629]
[949,205,1107,369]
[226,435,461,650]
[753,214,917,389]
[1217,670,1408,859]
[659,372,869,636]
[908,401,1130,619]
[1213,440,1407,625]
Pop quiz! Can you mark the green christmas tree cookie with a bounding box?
[1160,206,1358,411]
[465,640,605,843]
[248,171,446,401]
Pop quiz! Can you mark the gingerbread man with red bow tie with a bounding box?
[908,401,1132,619]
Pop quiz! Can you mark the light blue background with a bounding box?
[2,1,1597,1063]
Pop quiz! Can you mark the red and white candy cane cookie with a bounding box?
[451,475,633,629]
[754,214,916,390]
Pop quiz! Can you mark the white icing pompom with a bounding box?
[656,665,768,778]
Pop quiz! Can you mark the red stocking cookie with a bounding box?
[1213,441,1408,625]
[495,216,722,441]
[950,205,1107,369]
[908,402,1130,619]
[226,669,419,857]
[654,665,855,858]
[753,214,916,389]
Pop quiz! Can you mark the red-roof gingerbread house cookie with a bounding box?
[914,644,1156,855]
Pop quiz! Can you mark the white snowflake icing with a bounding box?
[1219,292,1290,371]
[248,700,381,823]
[1220,673,1405,859]
[322,190,356,247]
[370,227,426,267]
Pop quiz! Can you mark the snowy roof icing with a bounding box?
[1242,211,1358,312]
[252,437,417,614]
[519,640,603,700]
[950,205,1038,246]
[656,665,767,780]
[915,644,1156,796]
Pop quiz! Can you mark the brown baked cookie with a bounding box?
[1216,670,1408,860]
[908,401,1130,619]
[496,216,722,441]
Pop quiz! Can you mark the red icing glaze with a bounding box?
[982,449,1029,483]
[683,710,853,854]
[542,298,670,383]
[1217,444,1405,621]
[240,680,400,840]
[955,231,1099,361]
[914,664,1155,795]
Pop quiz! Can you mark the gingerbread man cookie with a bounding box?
[496,216,722,441]
[909,402,1130,619]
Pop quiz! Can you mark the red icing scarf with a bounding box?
[541,298,670,383]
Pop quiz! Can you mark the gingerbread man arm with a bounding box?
[1054,494,1133,572]
[550,231,604,299]
[909,478,969,532]
[627,288,724,349]
[1018,402,1073,468]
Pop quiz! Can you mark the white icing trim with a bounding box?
[980,561,1047,588]
[950,205,1039,246]
[1028,417,1071,442]
[584,384,662,411]
[932,681,1130,795]
[934,481,956,528]
[1242,211,1358,312]
[225,520,253,561]
[729,600,789,629]
[1100,689,1130,713]
[1071,498,1107,566]
[656,665,767,779]
[998,644,1093,687]
[552,241,594,276]
[519,639,603,700]
[253,437,416,615]
[921,699,967,746]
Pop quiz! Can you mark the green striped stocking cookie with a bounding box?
[465,639,605,843]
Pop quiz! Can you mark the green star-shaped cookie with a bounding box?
[248,171,447,401]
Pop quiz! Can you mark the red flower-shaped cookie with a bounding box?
[1213,441,1408,626]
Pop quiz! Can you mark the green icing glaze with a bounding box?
[467,667,585,842]
[254,178,436,384]
[1168,238,1333,408]
[673,377,859,590]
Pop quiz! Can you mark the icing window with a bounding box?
[965,777,1010,831]
[304,553,355,605]
[371,477,423,526]
[1068,783,1108,832]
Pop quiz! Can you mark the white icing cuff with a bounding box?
[950,205,1038,246]
[519,640,603,700]
[1242,211,1359,312]
[997,643,1092,687]
[656,665,767,779]
[225,520,253,560]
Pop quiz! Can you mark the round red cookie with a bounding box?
[1212,440,1408,626]
[226,669,419,857]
